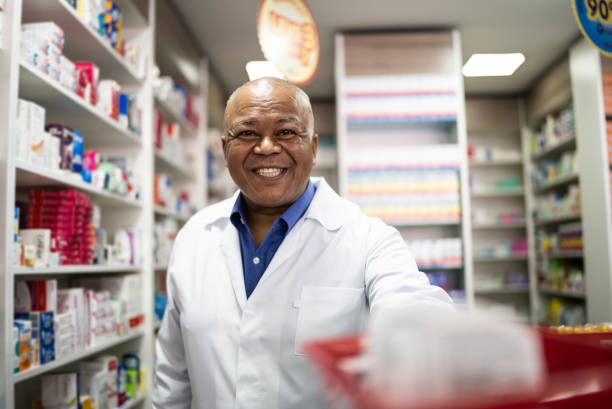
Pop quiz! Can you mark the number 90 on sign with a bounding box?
[587,0,612,23]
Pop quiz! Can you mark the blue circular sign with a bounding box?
[573,0,612,56]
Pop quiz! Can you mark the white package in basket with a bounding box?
[366,307,545,407]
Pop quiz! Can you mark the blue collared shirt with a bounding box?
[230,181,316,298]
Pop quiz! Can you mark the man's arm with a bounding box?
[364,218,454,315]
[152,238,192,408]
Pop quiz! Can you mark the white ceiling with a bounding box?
[172,0,580,99]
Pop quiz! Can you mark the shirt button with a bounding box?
[253,257,260,265]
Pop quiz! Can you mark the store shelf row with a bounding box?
[469,159,523,167]
[154,147,193,180]
[538,286,586,300]
[12,265,142,276]
[473,254,528,262]
[472,222,526,230]
[530,136,576,161]
[534,173,579,194]
[22,0,145,85]
[19,62,142,148]
[154,205,190,222]
[154,96,197,137]
[15,160,142,209]
[470,188,524,198]
[13,330,145,383]
[536,213,581,226]
[474,287,530,295]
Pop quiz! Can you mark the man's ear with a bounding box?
[222,135,228,168]
[311,133,318,163]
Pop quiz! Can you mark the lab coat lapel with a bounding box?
[220,221,247,310]
[261,220,303,281]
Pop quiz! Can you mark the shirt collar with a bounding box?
[230,180,316,232]
[202,177,344,231]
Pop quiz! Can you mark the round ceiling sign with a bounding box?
[257,0,320,86]
[572,0,612,56]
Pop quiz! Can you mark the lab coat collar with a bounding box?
[201,177,344,231]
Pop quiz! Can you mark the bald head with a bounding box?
[224,77,315,138]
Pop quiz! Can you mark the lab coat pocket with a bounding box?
[294,286,365,355]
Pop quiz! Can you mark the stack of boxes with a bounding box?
[16,99,61,171]
[14,279,58,372]
[21,22,76,92]
[26,189,94,265]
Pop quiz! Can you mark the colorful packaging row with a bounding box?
[472,208,525,226]
[541,297,586,326]
[405,238,462,268]
[63,0,143,72]
[16,99,140,199]
[530,105,574,155]
[20,20,141,133]
[536,185,581,221]
[473,271,528,291]
[38,353,141,409]
[348,171,460,197]
[153,74,200,128]
[360,203,461,224]
[532,150,578,188]
[538,222,583,253]
[154,173,196,217]
[154,110,184,160]
[467,145,521,163]
[474,237,527,258]
[13,275,144,375]
[539,259,584,295]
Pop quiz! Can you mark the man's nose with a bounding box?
[253,134,282,155]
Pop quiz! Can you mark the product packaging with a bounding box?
[20,229,51,268]
[41,373,79,409]
[13,319,32,372]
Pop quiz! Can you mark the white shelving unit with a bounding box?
[520,37,612,325]
[335,31,473,307]
[0,1,208,407]
[466,97,531,321]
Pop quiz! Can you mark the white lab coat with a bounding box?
[153,177,453,409]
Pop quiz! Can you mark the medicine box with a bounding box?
[21,229,51,268]
[42,373,79,409]
[14,320,32,372]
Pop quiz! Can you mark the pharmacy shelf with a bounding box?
[115,0,148,28]
[473,254,528,262]
[13,330,145,383]
[419,265,463,270]
[120,395,146,409]
[470,188,524,198]
[531,136,577,161]
[15,160,142,209]
[472,222,526,229]
[534,173,579,193]
[469,159,523,167]
[21,0,144,85]
[154,96,197,137]
[154,147,193,180]
[19,62,142,148]
[536,213,581,226]
[13,265,142,276]
[154,205,190,222]
[474,287,530,295]
[545,251,584,259]
[390,220,461,228]
[538,286,586,300]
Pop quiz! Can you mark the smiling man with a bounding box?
[153,77,452,409]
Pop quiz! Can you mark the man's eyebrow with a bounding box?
[231,120,257,128]
[276,117,299,125]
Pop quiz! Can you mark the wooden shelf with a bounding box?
[471,188,524,198]
[16,160,143,209]
[475,287,530,295]
[531,136,576,161]
[22,0,144,85]
[469,159,523,167]
[13,265,142,276]
[19,62,142,148]
[535,174,579,193]
[473,254,528,262]
[472,222,526,229]
[14,330,144,383]
[538,286,586,300]
[536,214,581,226]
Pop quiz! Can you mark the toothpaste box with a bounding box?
[40,344,55,364]
[32,327,55,347]
[14,310,55,329]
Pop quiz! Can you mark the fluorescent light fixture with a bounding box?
[246,61,285,81]
[462,53,525,77]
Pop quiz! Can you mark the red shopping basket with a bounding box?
[303,328,612,409]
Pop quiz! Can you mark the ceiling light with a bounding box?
[245,61,285,81]
[462,53,525,77]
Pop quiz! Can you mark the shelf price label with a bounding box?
[573,0,612,56]
[257,0,320,86]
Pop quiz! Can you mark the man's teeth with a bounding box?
[256,168,283,177]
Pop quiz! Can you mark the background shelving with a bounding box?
[466,97,531,322]
[335,31,473,306]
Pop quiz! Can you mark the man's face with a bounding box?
[223,83,318,211]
